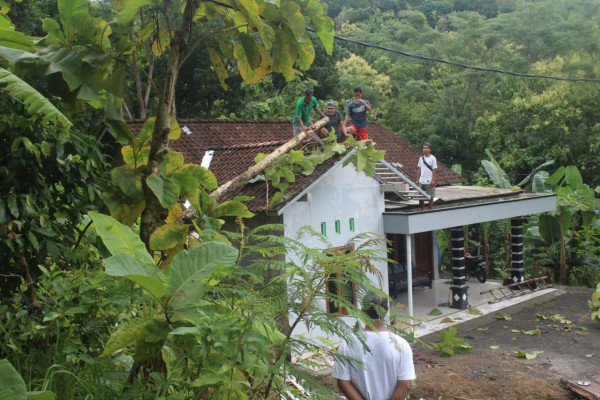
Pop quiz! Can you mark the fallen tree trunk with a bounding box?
[181,117,329,221]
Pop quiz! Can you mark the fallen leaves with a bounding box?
[514,350,544,359]
[469,307,482,315]
[493,312,512,321]
[535,313,572,325]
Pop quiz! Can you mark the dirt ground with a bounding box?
[324,286,600,399]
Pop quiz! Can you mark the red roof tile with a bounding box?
[127,119,464,212]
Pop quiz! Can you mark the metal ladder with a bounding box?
[480,276,552,304]
[374,159,430,201]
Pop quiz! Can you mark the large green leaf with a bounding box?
[296,36,315,70]
[105,118,135,145]
[150,224,190,251]
[211,201,254,218]
[160,150,184,176]
[481,159,511,189]
[0,67,71,129]
[151,28,172,56]
[111,165,144,200]
[101,188,145,226]
[208,47,229,90]
[58,0,89,39]
[172,164,218,191]
[169,117,181,140]
[146,174,180,209]
[104,253,167,300]
[0,359,26,400]
[271,28,296,81]
[516,160,554,188]
[117,0,153,28]
[89,211,155,267]
[531,171,550,193]
[301,0,334,54]
[281,1,305,40]
[0,29,34,50]
[234,41,272,84]
[563,166,583,189]
[538,214,561,244]
[168,242,238,307]
[121,145,150,168]
[102,317,165,357]
[236,0,263,30]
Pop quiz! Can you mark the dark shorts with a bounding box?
[349,124,368,141]
[420,184,435,198]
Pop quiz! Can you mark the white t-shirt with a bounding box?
[417,155,437,185]
[331,330,416,400]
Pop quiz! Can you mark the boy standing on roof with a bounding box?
[293,88,326,136]
[344,87,372,141]
[416,142,437,208]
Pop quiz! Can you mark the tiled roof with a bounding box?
[207,141,342,212]
[127,119,464,212]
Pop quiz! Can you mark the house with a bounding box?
[128,119,556,334]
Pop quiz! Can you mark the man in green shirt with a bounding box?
[293,88,326,137]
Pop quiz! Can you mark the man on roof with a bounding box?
[293,88,327,136]
[416,142,437,208]
[319,101,347,143]
[344,87,372,141]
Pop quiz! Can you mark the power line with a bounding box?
[204,0,600,83]
[317,30,600,83]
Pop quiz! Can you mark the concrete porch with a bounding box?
[390,277,559,338]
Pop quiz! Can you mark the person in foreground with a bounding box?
[331,293,416,400]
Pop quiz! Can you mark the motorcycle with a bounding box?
[464,252,487,283]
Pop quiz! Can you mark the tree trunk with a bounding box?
[180,118,329,222]
[139,0,199,250]
[211,118,329,203]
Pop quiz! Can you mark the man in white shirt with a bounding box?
[416,142,437,208]
[332,293,416,400]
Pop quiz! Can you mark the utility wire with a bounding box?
[204,0,600,83]
[314,29,600,83]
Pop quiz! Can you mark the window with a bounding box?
[325,246,357,316]
[335,220,341,234]
[349,218,355,232]
[320,222,327,235]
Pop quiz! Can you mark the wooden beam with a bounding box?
[561,379,600,399]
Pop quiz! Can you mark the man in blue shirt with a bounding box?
[344,87,372,141]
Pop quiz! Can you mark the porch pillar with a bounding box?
[405,234,413,318]
[510,217,525,283]
[450,227,468,309]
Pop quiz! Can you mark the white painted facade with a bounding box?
[279,158,388,339]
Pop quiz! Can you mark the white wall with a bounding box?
[282,162,387,342]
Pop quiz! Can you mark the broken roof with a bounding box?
[127,119,464,212]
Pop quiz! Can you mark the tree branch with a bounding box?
[180,118,329,222]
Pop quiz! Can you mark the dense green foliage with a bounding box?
[2,0,600,397]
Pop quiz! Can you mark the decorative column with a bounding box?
[450,227,468,309]
[510,217,525,283]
